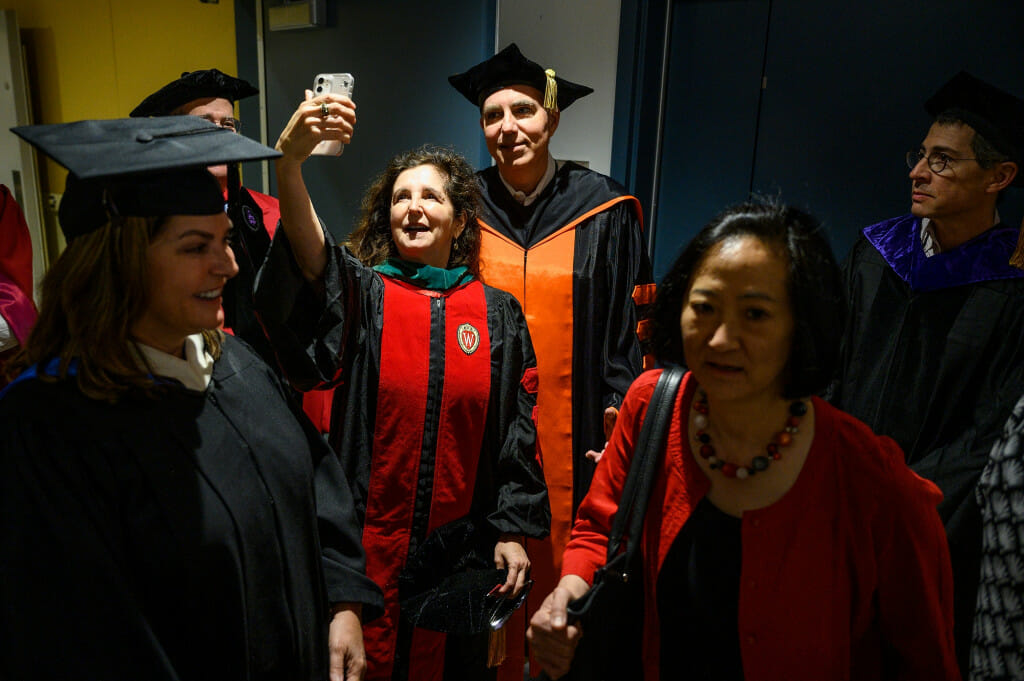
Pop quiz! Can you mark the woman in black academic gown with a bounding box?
[253,96,550,681]
[0,117,383,681]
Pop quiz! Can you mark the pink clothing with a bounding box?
[563,369,960,681]
[0,185,37,385]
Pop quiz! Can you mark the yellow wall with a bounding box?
[1,0,237,193]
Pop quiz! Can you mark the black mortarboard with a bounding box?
[448,43,593,112]
[11,116,281,239]
[130,68,258,118]
[925,71,1024,187]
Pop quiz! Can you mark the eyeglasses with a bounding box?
[486,579,533,630]
[906,149,978,174]
[197,115,241,133]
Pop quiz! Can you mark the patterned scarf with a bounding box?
[971,394,1024,680]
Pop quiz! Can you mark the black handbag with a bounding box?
[556,366,684,681]
[397,516,506,635]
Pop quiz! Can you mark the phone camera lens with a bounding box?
[317,77,325,84]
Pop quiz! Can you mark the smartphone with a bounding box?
[311,73,355,156]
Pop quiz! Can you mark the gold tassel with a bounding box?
[487,627,507,668]
[543,68,559,112]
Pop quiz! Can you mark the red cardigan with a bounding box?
[563,370,961,681]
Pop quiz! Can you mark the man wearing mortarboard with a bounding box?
[131,69,282,372]
[830,71,1024,675]
[449,44,655,679]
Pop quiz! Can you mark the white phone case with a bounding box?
[311,73,354,156]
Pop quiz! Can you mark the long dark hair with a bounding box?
[7,216,222,402]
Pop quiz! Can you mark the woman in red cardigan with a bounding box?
[527,200,960,681]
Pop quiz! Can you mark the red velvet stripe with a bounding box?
[362,277,494,681]
[427,280,491,531]
[407,281,491,679]
[362,277,432,680]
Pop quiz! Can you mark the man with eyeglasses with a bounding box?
[831,71,1024,675]
[131,69,281,372]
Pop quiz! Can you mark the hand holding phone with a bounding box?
[311,73,354,156]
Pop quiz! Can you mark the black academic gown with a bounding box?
[224,176,281,370]
[0,337,383,681]
[253,232,550,681]
[832,216,1024,670]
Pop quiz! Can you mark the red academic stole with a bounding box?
[361,276,491,681]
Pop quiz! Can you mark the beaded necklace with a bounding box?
[691,389,808,479]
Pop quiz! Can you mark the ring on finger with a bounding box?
[320,102,330,118]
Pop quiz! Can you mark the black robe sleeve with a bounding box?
[214,340,384,622]
[596,199,652,413]
[253,224,364,391]
[481,289,551,539]
[276,359,384,618]
[302,402,385,615]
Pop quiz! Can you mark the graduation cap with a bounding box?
[11,116,281,240]
[130,68,258,118]
[448,43,593,112]
[925,71,1024,186]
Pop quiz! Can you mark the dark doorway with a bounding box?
[617,0,1024,278]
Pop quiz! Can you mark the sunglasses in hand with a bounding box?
[486,579,534,630]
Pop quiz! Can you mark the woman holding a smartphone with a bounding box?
[254,95,551,681]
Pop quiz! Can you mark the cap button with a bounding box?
[136,132,154,143]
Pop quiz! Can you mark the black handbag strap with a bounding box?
[603,365,684,574]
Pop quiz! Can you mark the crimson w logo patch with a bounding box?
[457,323,480,355]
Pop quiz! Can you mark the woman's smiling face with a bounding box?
[389,164,466,268]
[132,212,238,356]
[680,234,794,405]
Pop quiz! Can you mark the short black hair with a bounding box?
[934,111,1011,169]
[650,199,844,399]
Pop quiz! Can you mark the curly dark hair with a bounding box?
[346,145,481,275]
[650,199,844,399]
